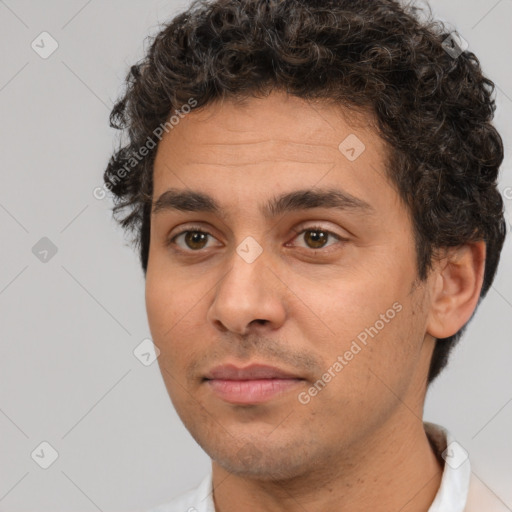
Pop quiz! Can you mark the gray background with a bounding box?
[0,0,511,510]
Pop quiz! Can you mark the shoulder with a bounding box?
[464,471,510,512]
[143,473,213,512]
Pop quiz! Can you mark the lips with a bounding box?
[204,363,302,381]
[203,363,305,404]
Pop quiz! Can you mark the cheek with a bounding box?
[297,300,423,440]
[295,266,405,346]
[145,264,200,337]
[293,267,420,396]
[145,271,209,378]
[145,274,172,339]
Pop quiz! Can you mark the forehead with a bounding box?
[152,91,398,217]
[156,93,382,164]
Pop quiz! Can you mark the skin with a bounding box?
[145,91,486,512]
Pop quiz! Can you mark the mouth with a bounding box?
[203,363,306,404]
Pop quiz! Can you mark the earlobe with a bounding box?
[426,241,486,339]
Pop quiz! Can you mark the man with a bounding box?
[104,0,508,510]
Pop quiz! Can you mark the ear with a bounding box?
[426,241,486,339]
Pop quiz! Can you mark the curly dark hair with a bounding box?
[104,0,506,385]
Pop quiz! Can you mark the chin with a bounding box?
[211,444,313,481]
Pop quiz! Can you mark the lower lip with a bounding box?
[206,378,303,404]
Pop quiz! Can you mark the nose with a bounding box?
[206,246,287,336]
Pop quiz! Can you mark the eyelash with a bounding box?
[166,224,347,253]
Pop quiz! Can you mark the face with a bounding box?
[145,91,437,481]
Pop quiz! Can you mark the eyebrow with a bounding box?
[152,187,375,218]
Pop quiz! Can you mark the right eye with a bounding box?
[166,227,221,252]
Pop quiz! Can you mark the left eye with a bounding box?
[290,227,344,250]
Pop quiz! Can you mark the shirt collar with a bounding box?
[425,421,471,512]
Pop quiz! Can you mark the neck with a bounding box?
[211,413,444,512]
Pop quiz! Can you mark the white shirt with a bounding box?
[145,422,509,512]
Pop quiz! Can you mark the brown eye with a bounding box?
[303,229,330,249]
[167,228,218,251]
[290,225,346,252]
[183,231,209,250]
